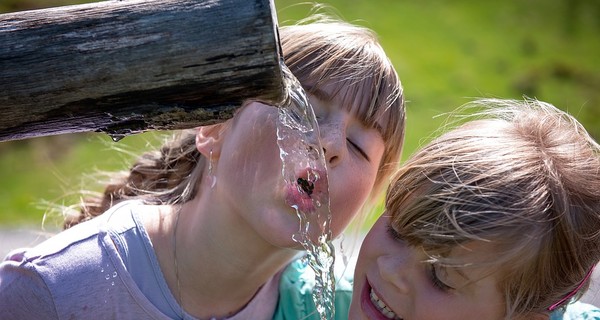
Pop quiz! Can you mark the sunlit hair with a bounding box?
[64,15,405,228]
[386,98,600,318]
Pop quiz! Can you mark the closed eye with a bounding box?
[348,139,369,161]
[429,264,454,292]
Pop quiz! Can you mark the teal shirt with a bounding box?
[551,301,600,320]
[274,259,352,320]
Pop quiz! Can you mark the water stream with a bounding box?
[276,62,336,320]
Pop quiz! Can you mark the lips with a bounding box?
[361,279,403,320]
[284,168,328,213]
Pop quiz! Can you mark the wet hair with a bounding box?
[386,98,600,318]
[64,16,405,228]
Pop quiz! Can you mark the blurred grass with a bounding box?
[1,0,599,228]
[0,134,166,226]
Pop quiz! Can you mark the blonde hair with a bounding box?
[65,16,405,228]
[386,98,600,318]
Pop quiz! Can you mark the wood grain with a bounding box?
[0,0,285,141]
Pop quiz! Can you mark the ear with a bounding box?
[195,124,224,159]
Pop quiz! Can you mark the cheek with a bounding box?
[328,181,370,236]
[332,163,377,208]
[328,164,379,236]
[220,124,280,189]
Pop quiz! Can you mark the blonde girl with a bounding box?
[351,99,600,320]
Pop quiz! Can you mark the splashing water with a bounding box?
[276,62,336,320]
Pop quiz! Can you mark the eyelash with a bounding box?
[429,264,453,292]
[347,139,369,161]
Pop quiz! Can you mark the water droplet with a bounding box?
[111,281,115,286]
[105,274,110,280]
[100,268,104,273]
[112,272,117,278]
[292,234,300,242]
[109,133,125,142]
[312,171,320,181]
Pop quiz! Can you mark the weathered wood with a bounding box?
[0,0,285,141]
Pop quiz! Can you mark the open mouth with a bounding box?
[284,168,327,214]
[370,289,403,320]
[297,177,315,195]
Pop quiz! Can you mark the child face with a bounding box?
[212,88,385,247]
[350,214,506,320]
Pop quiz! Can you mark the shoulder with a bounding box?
[551,301,600,320]
[0,206,122,318]
[0,201,165,319]
[0,216,110,303]
[0,250,58,318]
[274,258,352,320]
[19,200,142,262]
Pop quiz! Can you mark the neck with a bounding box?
[153,198,298,319]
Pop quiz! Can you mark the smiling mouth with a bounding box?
[370,289,403,320]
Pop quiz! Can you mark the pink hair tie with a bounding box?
[548,265,596,311]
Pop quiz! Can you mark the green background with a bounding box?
[1,0,599,229]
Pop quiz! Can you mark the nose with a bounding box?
[319,123,345,167]
[377,255,412,294]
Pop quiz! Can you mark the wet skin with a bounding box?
[204,89,385,249]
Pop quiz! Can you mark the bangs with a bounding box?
[385,123,550,267]
[331,66,400,134]
[388,175,545,273]
[281,21,403,139]
[303,63,402,142]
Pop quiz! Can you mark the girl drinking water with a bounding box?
[0,16,405,319]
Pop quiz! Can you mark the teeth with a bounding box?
[370,289,403,320]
